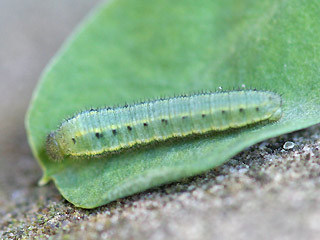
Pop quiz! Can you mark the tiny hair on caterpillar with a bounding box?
[46,89,282,161]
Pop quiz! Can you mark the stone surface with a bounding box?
[1,1,320,239]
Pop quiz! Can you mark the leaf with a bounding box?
[25,0,320,208]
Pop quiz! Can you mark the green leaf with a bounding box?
[25,0,320,208]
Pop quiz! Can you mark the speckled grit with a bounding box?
[1,125,320,240]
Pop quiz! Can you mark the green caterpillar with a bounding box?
[46,90,282,161]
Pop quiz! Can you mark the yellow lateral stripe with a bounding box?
[69,123,238,157]
[72,109,211,138]
[72,101,271,138]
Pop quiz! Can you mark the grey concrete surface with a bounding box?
[0,0,100,222]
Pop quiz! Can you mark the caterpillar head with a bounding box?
[46,131,64,161]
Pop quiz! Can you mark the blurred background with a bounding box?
[0,0,100,210]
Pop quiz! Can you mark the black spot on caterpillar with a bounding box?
[161,119,168,124]
[46,90,282,161]
[95,132,102,139]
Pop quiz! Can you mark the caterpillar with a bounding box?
[46,90,282,161]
